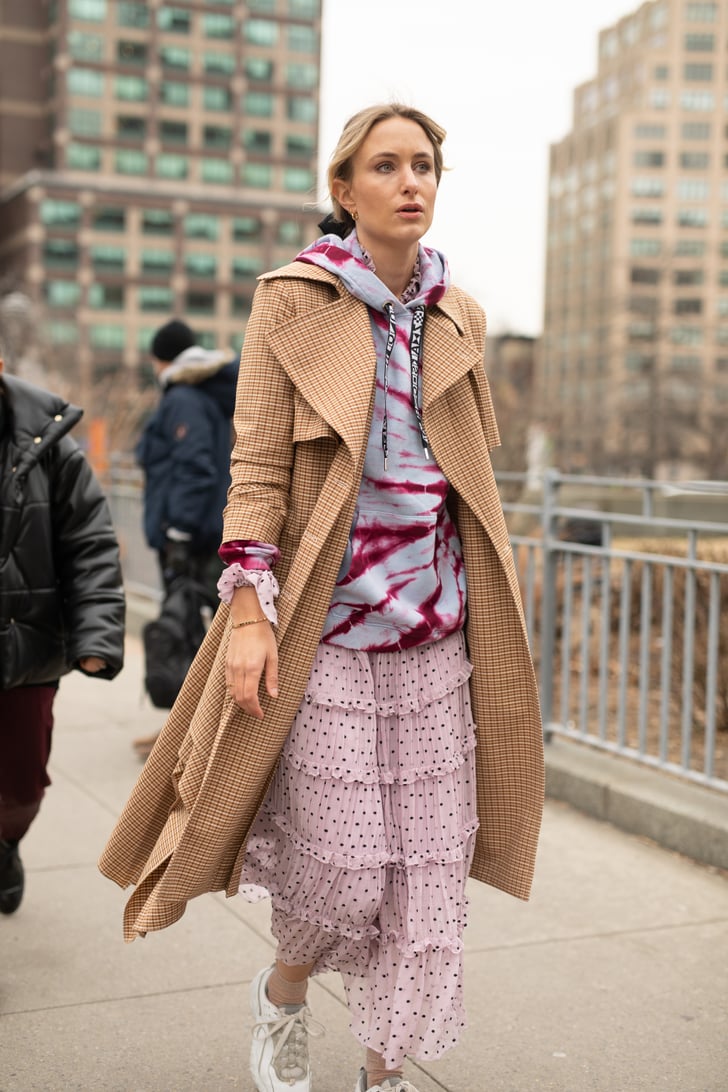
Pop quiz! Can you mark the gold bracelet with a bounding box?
[230,616,268,629]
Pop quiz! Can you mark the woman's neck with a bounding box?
[359,237,419,299]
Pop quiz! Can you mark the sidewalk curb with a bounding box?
[545,735,728,873]
[125,592,728,874]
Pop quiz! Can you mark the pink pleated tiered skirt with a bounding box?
[239,629,478,1069]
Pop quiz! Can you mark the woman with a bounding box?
[100,103,544,1092]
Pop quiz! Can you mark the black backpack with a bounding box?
[142,575,208,709]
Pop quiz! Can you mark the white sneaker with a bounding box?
[353,1067,421,1092]
[250,965,324,1092]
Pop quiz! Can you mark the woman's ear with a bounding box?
[331,177,353,217]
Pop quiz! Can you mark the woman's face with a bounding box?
[334,116,438,253]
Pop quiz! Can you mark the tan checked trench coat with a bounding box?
[99,262,545,942]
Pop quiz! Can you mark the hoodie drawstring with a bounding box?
[382,302,430,472]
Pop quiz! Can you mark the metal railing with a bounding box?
[107,465,728,791]
[500,469,728,792]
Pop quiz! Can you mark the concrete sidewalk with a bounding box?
[1,637,727,1092]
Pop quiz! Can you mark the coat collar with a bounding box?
[260,262,481,463]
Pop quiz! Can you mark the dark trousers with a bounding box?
[0,685,57,842]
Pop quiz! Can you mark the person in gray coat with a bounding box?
[0,347,125,914]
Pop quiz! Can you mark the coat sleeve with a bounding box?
[50,439,126,678]
[222,278,296,547]
[156,386,221,538]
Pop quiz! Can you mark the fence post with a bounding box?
[539,468,559,740]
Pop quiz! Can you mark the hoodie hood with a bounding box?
[295,230,450,315]
[160,345,239,417]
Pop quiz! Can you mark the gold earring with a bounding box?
[352,209,359,222]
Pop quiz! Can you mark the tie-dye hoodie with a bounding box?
[297,230,466,651]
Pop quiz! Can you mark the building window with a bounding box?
[670,325,703,346]
[677,208,708,227]
[288,24,317,52]
[139,286,174,311]
[89,284,125,309]
[670,355,701,372]
[675,269,704,286]
[684,33,715,51]
[142,209,174,234]
[284,166,314,192]
[46,280,82,308]
[286,96,316,123]
[244,92,274,117]
[69,0,106,21]
[46,320,78,345]
[141,249,174,275]
[248,0,275,10]
[203,85,233,111]
[678,179,709,200]
[203,13,234,37]
[675,239,706,256]
[634,150,665,167]
[160,120,188,145]
[67,143,101,170]
[682,122,710,139]
[674,298,703,315]
[684,62,713,80]
[43,240,79,269]
[115,75,148,101]
[232,256,264,280]
[204,125,232,149]
[117,40,147,66]
[685,3,717,21]
[243,129,271,154]
[157,6,191,33]
[654,65,669,80]
[288,0,319,15]
[244,19,278,46]
[635,123,666,139]
[245,58,274,81]
[232,296,252,319]
[159,45,190,69]
[41,199,81,227]
[232,216,262,240]
[649,89,670,110]
[204,52,235,75]
[68,31,104,62]
[68,68,105,97]
[286,62,317,90]
[628,321,656,341]
[243,163,272,188]
[719,299,728,318]
[69,107,101,137]
[628,238,663,256]
[201,159,234,184]
[117,115,146,141]
[184,213,219,240]
[90,325,126,350]
[277,220,303,245]
[160,81,189,106]
[185,292,216,315]
[631,177,665,197]
[630,267,661,285]
[91,245,125,272]
[117,2,149,28]
[115,148,148,173]
[93,206,125,231]
[156,153,188,179]
[185,254,217,278]
[680,91,714,110]
[286,134,314,159]
[631,207,662,225]
[680,152,709,168]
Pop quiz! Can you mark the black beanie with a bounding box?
[150,319,195,362]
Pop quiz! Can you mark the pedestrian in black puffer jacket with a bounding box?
[0,355,125,915]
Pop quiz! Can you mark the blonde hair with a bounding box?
[326,103,447,233]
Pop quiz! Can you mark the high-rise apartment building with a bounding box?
[0,0,322,454]
[541,0,728,479]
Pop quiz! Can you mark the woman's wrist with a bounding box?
[230,584,262,625]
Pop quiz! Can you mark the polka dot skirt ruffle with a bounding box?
[239,629,478,1069]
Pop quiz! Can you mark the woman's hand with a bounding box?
[225,585,278,719]
[79,656,107,673]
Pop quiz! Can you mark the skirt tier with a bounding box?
[239,629,478,1068]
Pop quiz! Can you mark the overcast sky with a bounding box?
[316,0,635,336]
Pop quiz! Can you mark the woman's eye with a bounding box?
[376,162,394,172]
[414,162,432,173]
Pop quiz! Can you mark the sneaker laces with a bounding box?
[253,1003,325,1083]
